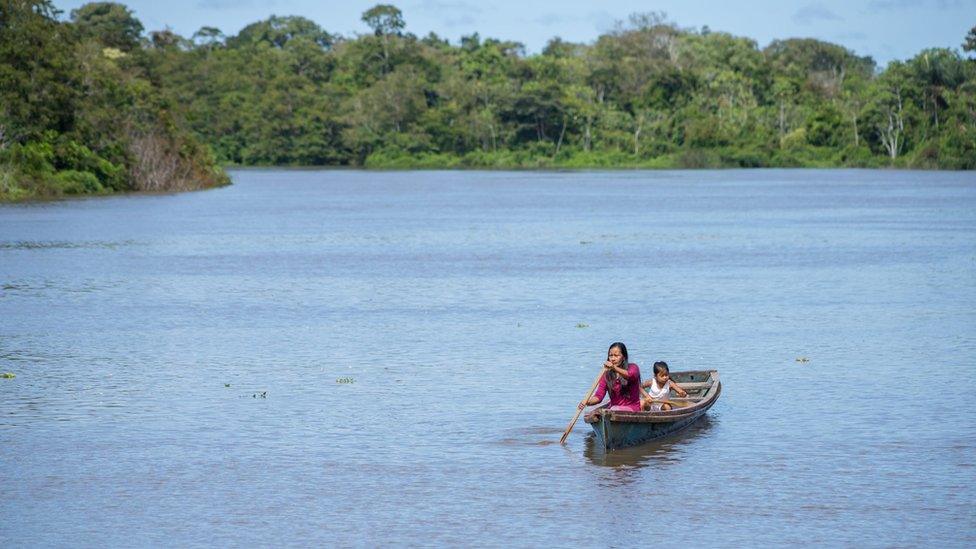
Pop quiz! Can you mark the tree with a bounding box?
[772,77,798,138]
[361,4,405,37]
[360,5,405,75]
[542,37,581,59]
[0,0,80,141]
[840,72,869,148]
[1,0,226,199]
[229,15,332,50]
[343,67,428,159]
[964,26,976,53]
[149,28,188,50]
[910,48,966,130]
[764,38,875,100]
[70,2,143,51]
[866,64,915,160]
[192,26,225,49]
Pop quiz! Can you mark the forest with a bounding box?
[2,1,975,200]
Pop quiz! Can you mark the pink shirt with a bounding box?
[592,363,642,411]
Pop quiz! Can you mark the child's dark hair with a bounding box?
[653,361,669,376]
[608,342,628,361]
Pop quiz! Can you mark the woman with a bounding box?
[578,342,642,412]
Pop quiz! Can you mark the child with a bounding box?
[640,361,688,411]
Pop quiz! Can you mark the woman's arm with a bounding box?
[578,374,608,409]
[605,361,630,380]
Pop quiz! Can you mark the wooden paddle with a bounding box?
[559,370,605,444]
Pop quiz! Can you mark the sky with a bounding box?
[52,0,976,65]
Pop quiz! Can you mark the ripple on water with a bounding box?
[1,169,974,545]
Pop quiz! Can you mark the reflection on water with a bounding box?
[584,415,717,469]
[496,426,566,447]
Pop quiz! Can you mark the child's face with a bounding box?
[655,370,670,385]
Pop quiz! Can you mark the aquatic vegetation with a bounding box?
[336,377,355,384]
[1,372,15,379]
[796,357,810,363]
[576,323,589,328]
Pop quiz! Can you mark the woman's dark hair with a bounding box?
[653,361,669,376]
[608,342,628,361]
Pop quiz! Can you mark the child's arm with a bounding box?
[641,379,652,389]
[669,380,688,398]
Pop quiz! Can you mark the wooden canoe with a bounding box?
[583,369,721,450]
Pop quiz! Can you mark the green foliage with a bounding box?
[0,0,226,200]
[361,4,405,37]
[0,0,81,141]
[54,170,103,194]
[70,2,143,51]
[0,163,30,201]
[2,2,973,204]
[228,15,332,50]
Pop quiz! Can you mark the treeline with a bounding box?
[2,3,975,200]
[0,1,228,201]
[143,6,976,170]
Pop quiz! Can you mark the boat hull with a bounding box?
[584,370,720,450]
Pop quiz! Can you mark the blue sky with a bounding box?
[53,0,976,65]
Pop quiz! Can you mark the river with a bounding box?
[1,169,974,546]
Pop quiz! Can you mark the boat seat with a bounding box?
[672,381,712,391]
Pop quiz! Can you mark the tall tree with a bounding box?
[360,4,405,74]
[963,26,976,53]
[70,2,143,51]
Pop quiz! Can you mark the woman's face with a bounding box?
[607,347,625,368]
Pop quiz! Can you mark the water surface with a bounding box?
[2,169,974,546]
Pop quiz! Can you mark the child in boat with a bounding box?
[641,361,688,411]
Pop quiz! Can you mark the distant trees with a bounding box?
[136,5,971,170]
[2,3,974,200]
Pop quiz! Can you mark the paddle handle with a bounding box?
[559,370,604,444]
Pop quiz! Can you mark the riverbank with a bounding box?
[229,144,963,171]
[1,147,963,203]
[0,162,230,203]
[359,146,898,169]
